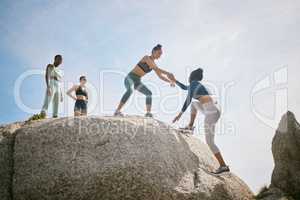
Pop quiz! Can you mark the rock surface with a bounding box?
[0,122,23,200]
[255,187,292,200]
[271,111,300,199]
[256,111,300,200]
[1,116,253,200]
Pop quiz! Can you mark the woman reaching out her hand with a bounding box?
[173,68,229,174]
[114,44,176,117]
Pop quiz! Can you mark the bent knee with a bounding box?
[126,88,133,95]
[145,89,152,96]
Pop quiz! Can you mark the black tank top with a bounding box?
[137,62,152,73]
[75,86,88,97]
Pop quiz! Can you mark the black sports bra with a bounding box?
[137,61,152,73]
[75,86,88,97]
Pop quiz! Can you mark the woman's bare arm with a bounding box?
[145,56,176,83]
[45,64,52,88]
[67,85,78,101]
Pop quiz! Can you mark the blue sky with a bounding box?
[1,0,300,193]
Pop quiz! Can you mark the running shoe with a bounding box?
[213,165,230,174]
[145,112,153,118]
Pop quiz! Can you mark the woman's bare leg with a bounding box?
[146,104,151,113]
[188,112,197,127]
[214,152,226,166]
[203,102,228,168]
[116,102,125,112]
[74,111,81,116]
[116,76,133,113]
[135,83,152,114]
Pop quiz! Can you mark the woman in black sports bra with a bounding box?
[114,44,176,117]
[67,76,88,116]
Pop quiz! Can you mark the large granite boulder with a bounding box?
[2,116,254,200]
[256,111,300,200]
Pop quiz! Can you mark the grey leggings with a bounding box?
[120,72,152,105]
[191,101,221,154]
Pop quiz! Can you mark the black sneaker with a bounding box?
[179,126,195,131]
[145,113,153,118]
[213,165,230,174]
[114,111,124,117]
[179,126,195,134]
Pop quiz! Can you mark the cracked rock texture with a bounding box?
[1,116,253,200]
[0,122,23,200]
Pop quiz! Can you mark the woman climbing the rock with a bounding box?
[114,44,176,117]
[67,76,88,116]
[172,68,230,174]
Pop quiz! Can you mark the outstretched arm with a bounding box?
[154,67,175,84]
[67,85,77,101]
[180,90,193,113]
[154,69,172,83]
[175,80,188,90]
[173,85,193,123]
[145,56,176,84]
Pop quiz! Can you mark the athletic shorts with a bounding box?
[74,100,87,113]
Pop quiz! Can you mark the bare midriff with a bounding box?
[131,65,147,77]
[197,95,213,104]
[76,95,87,101]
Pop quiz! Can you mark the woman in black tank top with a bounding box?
[137,61,152,73]
[67,76,88,116]
[114,44,176,117]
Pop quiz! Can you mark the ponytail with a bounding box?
[152,44,162,53]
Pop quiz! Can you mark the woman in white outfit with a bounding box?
[40,55,63,118]
[172,68,229,174]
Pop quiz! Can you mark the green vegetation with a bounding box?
[26,113,46,122]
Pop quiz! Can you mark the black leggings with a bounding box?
[120,72,152,105]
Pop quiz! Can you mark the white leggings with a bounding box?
[191,101,221,154]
